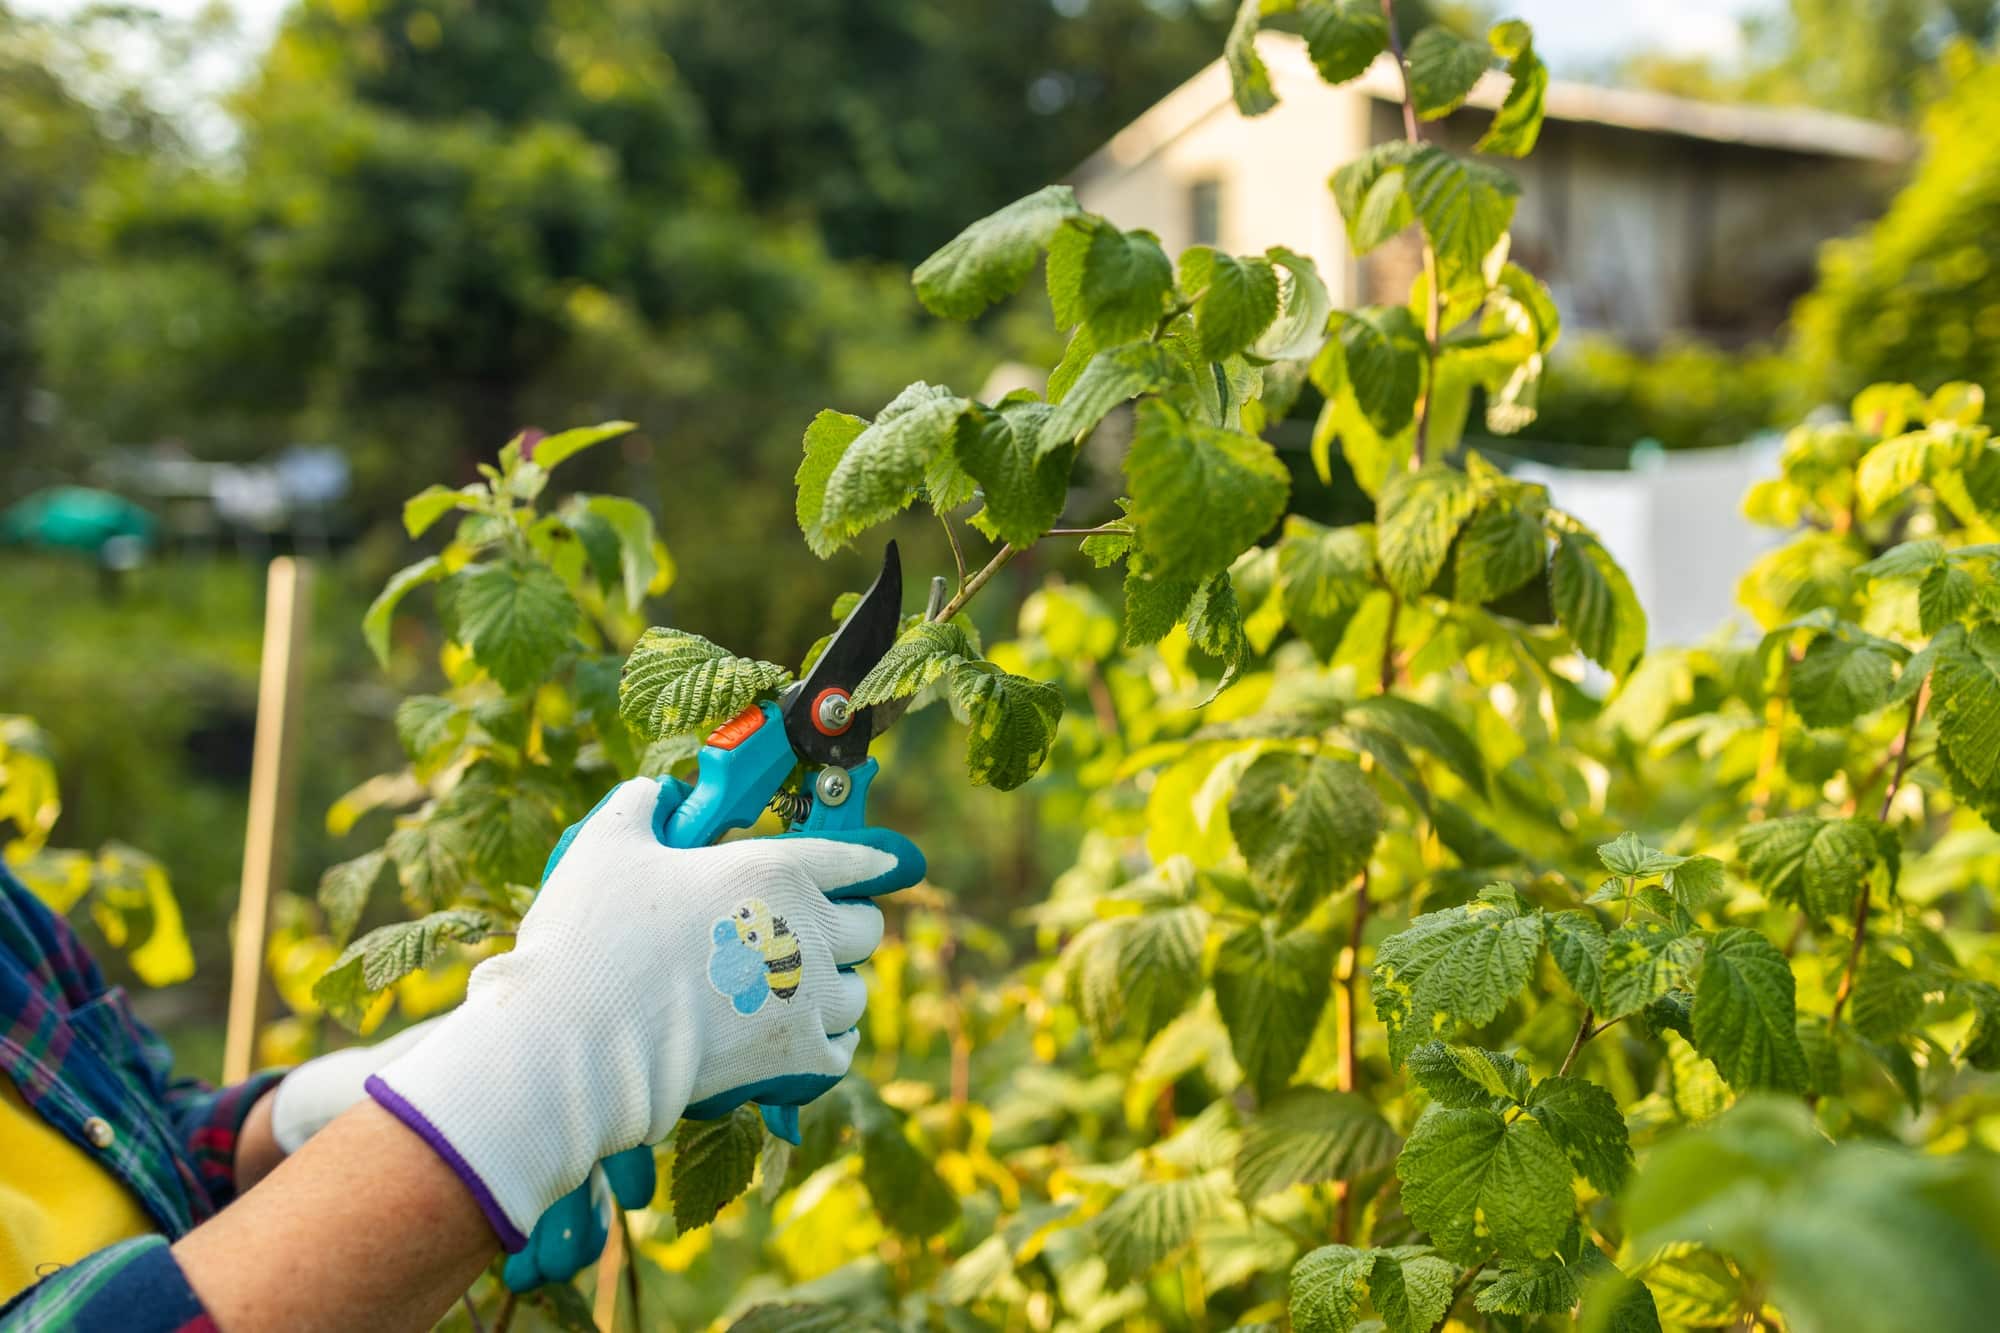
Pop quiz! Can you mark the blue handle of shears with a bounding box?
[660,703,798,850]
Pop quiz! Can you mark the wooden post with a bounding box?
[223,557,315,1083]
[593,1211,624,1332]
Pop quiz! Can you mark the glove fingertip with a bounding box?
[502,1247,543,1293]
[824,827,926,900]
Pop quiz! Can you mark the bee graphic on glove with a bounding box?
[707,898,803,1013]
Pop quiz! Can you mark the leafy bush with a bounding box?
[1793,41,2000,415]
[303,8,2000,1331]
[1518,336,1795,455]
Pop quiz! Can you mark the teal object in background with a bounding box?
[1,487,156,555]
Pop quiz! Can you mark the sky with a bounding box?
[19,0,1787,78]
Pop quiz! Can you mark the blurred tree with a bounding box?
[1625,0,1998,124]
[1791,41,2000,409]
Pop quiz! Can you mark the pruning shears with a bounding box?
[664,539,910,852]
[504,544,919,1294]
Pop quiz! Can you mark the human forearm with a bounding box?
[174,1101,496,1333]
[232,1088,286,1192]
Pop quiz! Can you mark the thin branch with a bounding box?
[931,543,1020,624]
[1829,682,1927,1030]
[1557,1008,1596,1079]
[1433,1258,1488,1332]
[1045,523,1132,537]
[620,1209,642,1333]
[461,1293,489,1333]
[939,511,968,592]
[1378,0,1440,467]
[493,1291,515,1333]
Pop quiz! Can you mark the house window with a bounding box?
[1189,178,1222,247]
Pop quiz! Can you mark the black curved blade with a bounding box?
[781,541,901,768]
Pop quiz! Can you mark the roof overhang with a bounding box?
[1074,34,1912,184]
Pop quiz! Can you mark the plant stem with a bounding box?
[1378,0,1440,467]
[939,511,968,592]
[493,1291,515,1333]
[461,1292,488,1333]
[1433,1257,1488,1332]
[1828,682,1927,1030]
[1557,1008,1596,1079]
[1045,523,1131,537]
[1339,873,1371,1094]
[931,542,1020,623]
[620,1209,642,1333]
[1379,593,1402,694]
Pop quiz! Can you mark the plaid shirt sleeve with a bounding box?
[0,866,287,1328]
[0,1238,215,1333]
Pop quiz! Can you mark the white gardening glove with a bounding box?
[365,776,922,1251]
[268,1018,439,1154]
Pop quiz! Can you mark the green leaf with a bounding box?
[672,1107,762,1232]
[847,1080,959,1238]
[1215,918,1337,1099]
[1397,1106,1574,1263]
[1047,217,1174,344]
[820,384,968,547]
[1224,0,1279,114]
[1543,911,1607,1009]
[1550,527,1646,677]
[796,410,869,558]
[403,484,486,539]
[949,662,1065,790]
[1525,1076,1633,1194]
[314,908,497,1024]
[1476,21,1547,156]
[1377,465,1477,599]
[1600,920,1701,1018]
[1070,902,1209,1043]
[582,495,658,611]
[1693,928,1809,1092]
[1345,695,1486,796]
[1330,143,1418,257]
[1792,632,1898,727]
[1229,751,1384,914]
[1186,570,1249,702]
[1854,424,1986,517]
[1125,399,1291,584]
[1920,560,1976,633]
[1930,624,2000,791]
[363,557,447,667]
[445,765,566,889]
[1255,246,1334,361]
[1290,1244,1375,1333]
[518,1280,600,1333]
[619,628,793,739]
[1124,560,1201,647]
[1736,815,1885,922]
[1454,502,1546,604]
[1598,832,1682,877]
[951,400,1074,547]
[1180,247,1281,360]
[1094,1172,1229,1286]
[524,422,635,473]
[852,621,978,708]
[1403,147,1520,286]
[1374,1250,1457,1333]
[1036,342,1175,458]
[1406,25,1491,118]
[1851,951,1925,1041]
[1336,306,1428,437]
[1235,1087,1399,1201]
[1277,518,1376,660]
[1477,1254,1579,1315]
[1665,856,1727,909]
[1299,0,1388,84]
[1856,538,1947,581]
[439,560,577,694]
[913,184,1081,319]
[394,695,467,776]
[1371,885,1543,1064]
[317,850,388,948]
[1408,1041,1532,1107]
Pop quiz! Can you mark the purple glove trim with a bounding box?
[365,1074,529,1252]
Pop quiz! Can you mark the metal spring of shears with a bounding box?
[766,788,814,824]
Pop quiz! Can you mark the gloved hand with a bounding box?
[365,776,922,1252]
[269,1018,441,1155]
